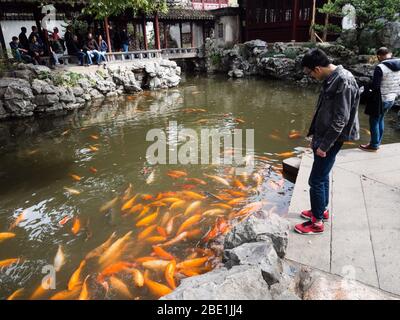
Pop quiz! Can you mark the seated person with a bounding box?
[85,33,102,64]
[69,35,86,66]
[28,26,43,45]
[28,35,45,65]
[49,38,65,66]
[97,35,108,62]
[9,36,33,63]
[18,27,29,50]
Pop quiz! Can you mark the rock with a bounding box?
[78,78,93,92]
[64,103,82,110]
[59,88,76,103]
[34,94,59,106]
[106,91,118,98]
[378,21,400,49]
[162,265,272,300]
[3,81,34,100]
[145,63,157,77]
[95,80,116,94]
[224,210,290,258]
[164,74,180,87]
[224,240,282,286]
[3,99,36,117]
[300,268,399,300]
[26,64,52,76]
[258,57,296,80]
[244,39,267,50]
[0,100,9,119]
[338,29,358,49]
[72,86,84,97]
[228,68,244,78]
[13,69,35,81]
[31,79,47,95]
[89,88,104,99]
[160,59,177,68]
[35,102,65,113]
[82,94,91,101]
[317,42,358,65]
[358,28,378,54]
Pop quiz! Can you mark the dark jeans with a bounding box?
[369,100,395,148]
[309,141,343,220]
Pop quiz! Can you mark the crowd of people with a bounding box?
[9,24,112,67]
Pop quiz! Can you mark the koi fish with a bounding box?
[88,145,99,152]
[90,135,99,140]
[142,259,169,271]
[89,167,98,174]
[144,271,172,298]
[122,183,134,201]
[269,134,282,141]
[61,129,70,136]
[9,211,26,230]
[177,214,202,235]
[136,211,158,227]
[59,216,71,226]
[227,197,246,206]
[131,268,144,287]
[145,236,167,244]
[141,194,154,201]
[97,261,133,282]
[54,245,66,272]
[202,209,225,217]
[232,179,246,190]
[85,232,117,260]
[289,132,302,139]
[156,226,167,237]
[160,231,188,247]
[276,151,295,158]
[121,194,138,211]
[136,206,151,219]
[0,232,16,243]
[98,231,133,268]
[182,191,206,200]
[231,201,264,218]
[7,288,25,300]
[224,189,247,197]
[109,276,133,299]
[202,217,230,243]
[78,276,90,300]
[210,203,233,210]
[68,260,86,291]
[152,246,175,260]
[137,225,157,240]
[165,260,176,289]
[30,277,54,300]
[170,200,186,211]
[0,258,19,268]
[203,174,230,186]
[160,211,171,227]
[185,177,207,185]
[184,200,202,216]
[176,257,208,269]
[70,174,82,181]
[50,287,81,300]
[63,187,81,195]
[167,170,187,178]
[253,173,263,186]
[71,218,81,235]
[166,215,180,235]
[185,229,202,239]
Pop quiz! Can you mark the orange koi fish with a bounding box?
[144,271,172,298]
[98,231,132,268]
[181,191,206,200]
[85,232,117,260]
[0,258,19,268]
[170,200,186,211]
[210,203,233,210]
[160,231,188,247]
[176,257,208,269]
[78,276,90,300]
[156,226,167,237]
[68,260,86,291]
[185,177,207,185]
[137,225,157,240]
[136,211,158,227]
[203,174,230,186]
[71,218,81,235]
[9,211,26,230]
[50,287,81,300]
[70,174,82,181]
[131,268,144,287]
[0,232,16,243]
[202,209,225,217]
[165,260,177,289]
[177,214,202,235]
[184,200,202,216]
[63,187,81,195]
[7,288,25,300]
[276,151,295,158]
[145,236,167,244]
[121,194,138,211]
[89,167,98,174]
[142,259,170,272]
[152,246,175,260]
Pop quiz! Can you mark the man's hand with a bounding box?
[316,148,327,158]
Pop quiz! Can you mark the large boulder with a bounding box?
[378,21,400,50]
[224,211,290,258]
[3,99,36,117]
[161,265,272,300]
[224,240,283,286]
[257,57,296,80]
[95,80,116,94]
[34,94,59,106]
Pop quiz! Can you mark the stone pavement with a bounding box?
[285,143,400,296]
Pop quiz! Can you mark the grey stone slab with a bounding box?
[330,167,379,287]
[336,143,400,164]
[361,178,400,295]
[367,170,400,189]
[336,155,400,176]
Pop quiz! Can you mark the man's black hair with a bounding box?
[376,47,391,56]
[31,26,37,31]
[21,27,27,32]
[12,36,18,41]
[301,48,331,70]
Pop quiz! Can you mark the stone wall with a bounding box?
[0,59,181,120]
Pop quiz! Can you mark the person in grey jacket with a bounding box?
[295,49,360,235]
[360,47,400,152]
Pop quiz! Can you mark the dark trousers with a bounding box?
[309,141,343,220]
[369,100,395,148]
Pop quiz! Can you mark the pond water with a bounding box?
[0,74,399,300]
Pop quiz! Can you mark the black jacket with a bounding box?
[308,65,361,152]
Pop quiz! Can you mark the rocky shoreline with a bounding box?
[0,59,181,120]
[162,210,399,300]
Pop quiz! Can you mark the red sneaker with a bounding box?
[301,209,329,221]
[294,219,324,235]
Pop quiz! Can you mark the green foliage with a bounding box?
[37,70,51,80]
[83,0,168,20]
[53,72,83,87]
[319,0,400,31]
[210,52,222,66]
[283,48,299,59]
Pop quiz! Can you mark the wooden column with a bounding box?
[202,21,206,45]
[310,0,317,42]
[190,22,195,47]
[291,0,299,41]
[0,21,7,59]
[163,23,168,48]
[154,12,161,50]
[322,0,331,41]
[142,14,148,50]
[202,0,205,10]
[179,22,183,48]
[104,17,112,52]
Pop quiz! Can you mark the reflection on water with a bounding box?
[0,75,399,300]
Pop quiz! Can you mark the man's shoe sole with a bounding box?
[294,226,324,235]
[359,147,378,152]
[300,213,329,221]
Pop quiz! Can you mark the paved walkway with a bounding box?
[285,143,400,296]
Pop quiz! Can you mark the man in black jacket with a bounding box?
[360,47,400,152]
[295,49,360,235]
